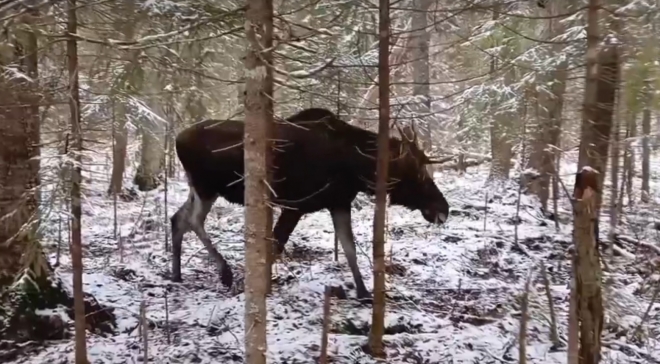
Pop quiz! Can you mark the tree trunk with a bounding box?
[108,0,142,195]
[66,1,89,362]
[243,0,273,361]
[263,0,275,294]
[358,26,412,130]
[572,0,607,361]
[133,72,166,192]
[367,0,390,357]
[0,7,117,347]
[487,76,516,182]
[456,116,467,174]
[486,8,516,183]
[411,0,432,151]
[567,264,579,364]
[641,86,651,203]
[525,0,568,211]
[608,87,622,243]
[0,7,42,290]
[624,112,636,205]
[573,169,604,364]
[577,7,619,215]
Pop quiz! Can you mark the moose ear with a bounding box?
[400,124,418,145]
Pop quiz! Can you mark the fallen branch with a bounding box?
[617,235,660,255]
[602,340,660,364]
[610,242,635,259]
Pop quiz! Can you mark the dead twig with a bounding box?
[540,261,560,347]
[140,300,148,363]
[319,285,332,364]
[518,269,533,364]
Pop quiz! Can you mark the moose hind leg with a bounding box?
[188,190,233,288]
[330,207,371,300]
[171,191,193,282]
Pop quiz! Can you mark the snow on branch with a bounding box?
[286,58,336,79]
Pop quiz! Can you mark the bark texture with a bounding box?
[411,0,432,150]
[623,113,636,206]
[486,8,516,183]
[133,71,166,192]
[577,5,619,215]
[243,0,274,361]
[525,0,568,210]
[0,7,41,289]
[573,169,604,364]
[608,87,622,242]
[66,1,89,361]
[108,0,143,195]
[367,0,390,357]
[641,87,651,202]
[572,1,606,361]
[0,7,117,351]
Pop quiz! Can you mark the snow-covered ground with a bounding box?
[9,150,660,363]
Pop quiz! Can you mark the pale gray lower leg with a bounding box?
[330,207,370,299]
[188,190,233,287]
[171,191,193,282]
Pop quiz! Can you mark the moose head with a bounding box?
[387,123,450,225]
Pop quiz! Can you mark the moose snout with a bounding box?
[422,208,448,225]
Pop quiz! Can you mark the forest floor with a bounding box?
[6,150,660,363]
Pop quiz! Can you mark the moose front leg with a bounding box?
[272,210,303,255]
[330,207,371,300]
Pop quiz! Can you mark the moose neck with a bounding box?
[345,125,402,196]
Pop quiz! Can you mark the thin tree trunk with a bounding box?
[525,0,568,211]
[358,24,411,130]
[608,87,622,243]
[641,85,651,203]
[108,0,142,195]
[108,99,128,194]
[457,115,466,174]
[486,7,516,183]
[66,0,89,361]
[411,0,432,151]
[624,112,636,205]
[263,0,275,294]
[567,256,579,364]
[367,0,390,357]
[243,0,273,361]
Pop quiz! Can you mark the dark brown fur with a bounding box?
[170,108,449,299]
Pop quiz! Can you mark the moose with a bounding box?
[170,108,450,299]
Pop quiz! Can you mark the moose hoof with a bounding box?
[272,243,285,257]
[357,290,373,303]
[220,266,233,289]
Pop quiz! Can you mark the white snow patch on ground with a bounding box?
[8,150,660,363]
